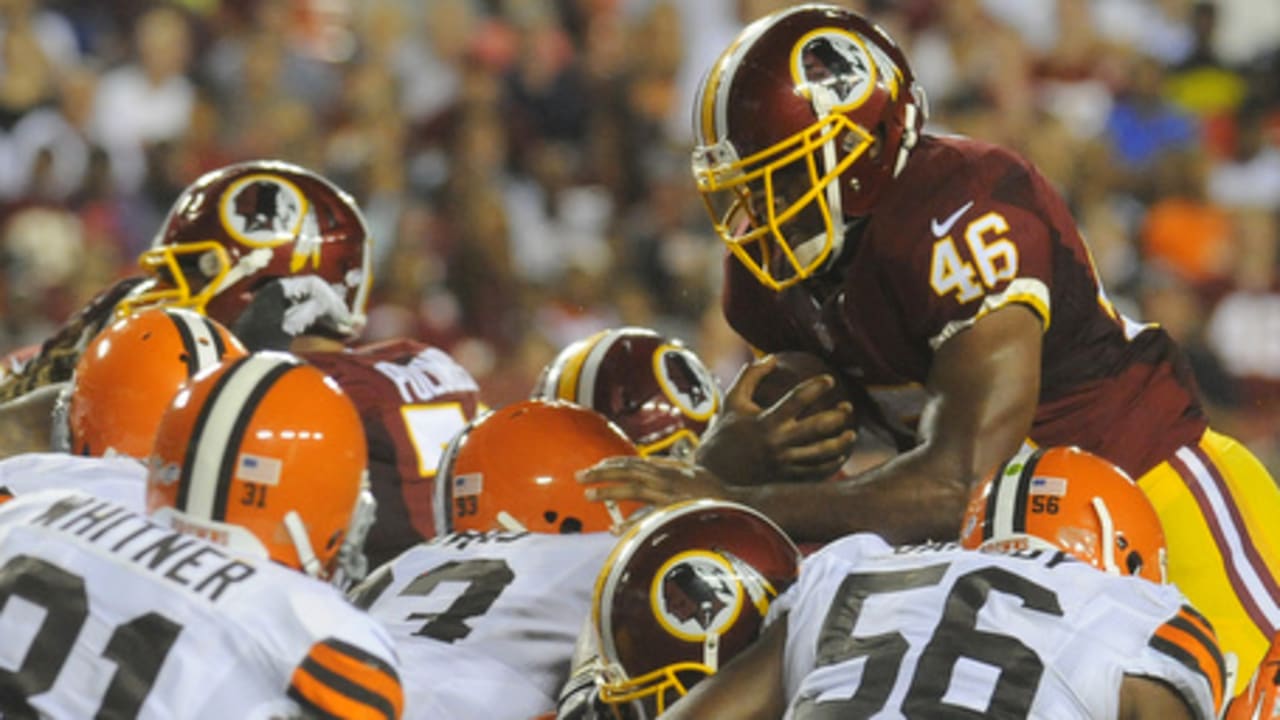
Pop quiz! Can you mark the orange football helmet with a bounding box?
[532,327,721,459]
[593,499,800,716]
[146,352,373,582]
[59,307,246,458]
[434,399,644,535]
[960,446,1167,583]
[117,159,372,339]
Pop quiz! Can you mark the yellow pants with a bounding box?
[1139,428,1280,696]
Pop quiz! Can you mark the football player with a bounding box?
[4,159,483,568]
[0,306,246,506]
[349,399,646,719]
[557,498,800,720]
[0,352,402,717]
[532,327,723,459]
[652,447,1223,719]
[582,3,1280,691]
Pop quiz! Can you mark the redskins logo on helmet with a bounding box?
[959,446,1167,583]
[118,160,372,339]
[593,499,800,716]
[654,552,747,641]
[532,328,721,459]
[434,399,645,536]
[146,352,374,583]
[57,307,247,458]
[224,174,305,244]
[691,4,927,290]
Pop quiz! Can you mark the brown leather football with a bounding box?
[752,351,850,418]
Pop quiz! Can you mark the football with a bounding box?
[751,350,852,419]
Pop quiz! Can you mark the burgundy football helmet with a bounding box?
[691,4,927,290]
[592,499,800,716]
[532,327,721,459]
[118,160,372,339]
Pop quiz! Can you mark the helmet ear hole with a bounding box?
[560,517,583,534]
[867,124,886,159]
[1126,551,1144,577]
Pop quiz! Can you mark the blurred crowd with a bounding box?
[0,0,1278,469]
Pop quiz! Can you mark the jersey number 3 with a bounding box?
[0,555,181,718]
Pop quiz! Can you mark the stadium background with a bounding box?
[0,0,1277,471]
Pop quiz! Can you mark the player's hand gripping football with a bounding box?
[693,354,856,485]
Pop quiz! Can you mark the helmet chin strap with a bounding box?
[604,500,626,531]
[1090,496,1120,576]
[702,630,720,672]
[210,247,274,297]
[331,480,377,590]
[284,510,324,578]
[497,511,528,532]
[895,100,922,177]
[49,381,72,453]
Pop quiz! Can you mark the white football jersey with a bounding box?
[770,534,1223,720]
[0,489,403,719]
[0,452,145,509]
[352,530,618,719]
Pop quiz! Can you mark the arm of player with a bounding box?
[288,637,405,720]
[660,612,789,720]
[738,304,1041,543]
[1119,676,1198,720]
[582,305,1041,544]
[694,355,857,485]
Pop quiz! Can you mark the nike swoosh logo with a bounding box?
[930,201,974,237]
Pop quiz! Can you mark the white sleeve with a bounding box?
[1124,588,1227,720]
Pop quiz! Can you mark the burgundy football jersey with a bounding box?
[722,134,1206,478]
[303,339,481,568]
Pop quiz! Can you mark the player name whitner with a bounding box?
[375,347,480,404]
[28,494,256,601]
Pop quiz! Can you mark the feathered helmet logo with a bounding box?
[655,345,719,419]
[219,173,307,246]
[792,29,884,112]
[652,551,743,641]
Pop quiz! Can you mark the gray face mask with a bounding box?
[50,381,73,454]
